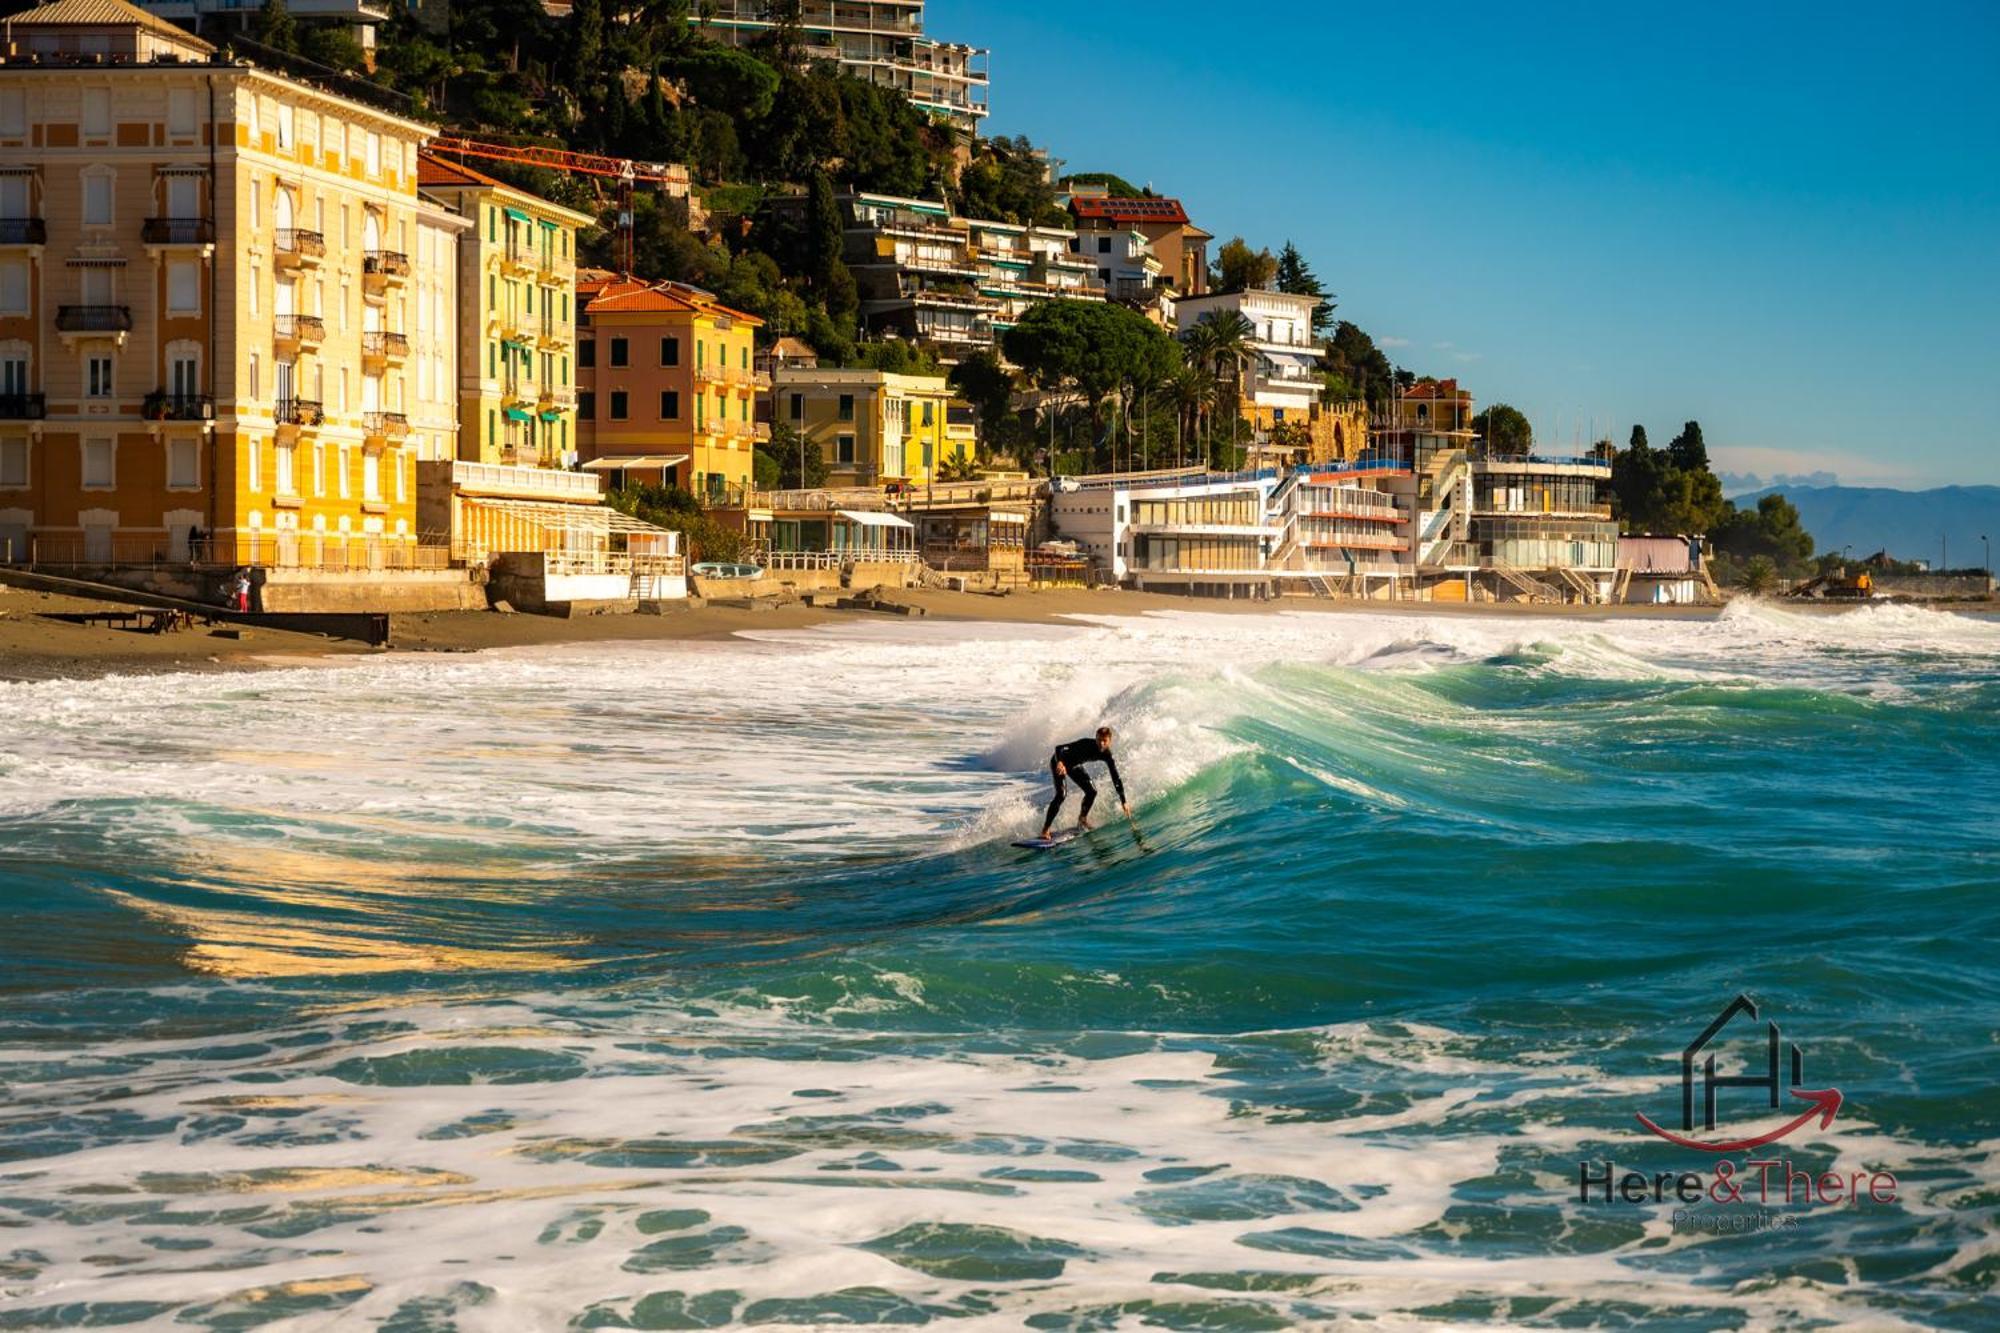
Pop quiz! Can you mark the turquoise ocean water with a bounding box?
[0,602,1995,1329]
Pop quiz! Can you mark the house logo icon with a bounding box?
[1635,994,1842,1153]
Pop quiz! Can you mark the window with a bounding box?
[658,390,679,420]
[0,90,23,138]
[1097,236,1111,254]
[247,436,261,492]
[741,346,749,371]
[789,393,803,421]
[921,401,934,428]
[577,391,594,420]
[275,441,295,495]
[0,351,26,395]
[167,261,200,315]
[577,339,595,369]
[609,337,629,368]
[0,262,25,316]
[85,355,113,399]
[167,345,199,399]
[167,438,197,489]
[81,88,110,137]
[276,104,294,151]
[836,434,856,464]
[81,437,113,488]
[336,445,350,499]
[0,438,26,487]
[659,336,678,367]
[609,390,628,420]
[166,174,200,221]
[363,450,381,502]
[364,131,381,177]
[81,169,113,227]
[838,394,854,422]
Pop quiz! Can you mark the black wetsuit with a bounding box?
[1044,737,1126,831]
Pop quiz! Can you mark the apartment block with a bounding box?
[772,367,961,488]
[838,192,1104,356]
[692,1,988,131]
[0,0,439,570]
[574,273,766,503]
[1178,288,1337,459]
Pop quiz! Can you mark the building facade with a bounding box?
[692,1,988,131]
[773,367,960,489]
[575,274,766,502]
[416,152,591,473]
[1067,194,1211,298]
[839,193,1104,357]
[0,0,438,570]
[1178,288,1335,460]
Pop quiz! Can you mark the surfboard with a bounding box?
[1012,828,1085,850]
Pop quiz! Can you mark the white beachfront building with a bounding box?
[1176,288,1325,438]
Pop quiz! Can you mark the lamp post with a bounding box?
[1983,533,1991,578]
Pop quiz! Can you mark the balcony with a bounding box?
[362,250,410,293]
[361,330,409,368]
[142,217,214,247]
[502,378,539,407]
[0,218,47,246]
[501,241,535,276]
[276,397,324,433]
[363,410,410,443]
[541,385,576,410]
[55,305,133,343]
[535,318,568,349]
[273,313,325,352]
[275,228,325,269]
[0,392,45,419]
[537,250,570,284]
[143,390,214,422]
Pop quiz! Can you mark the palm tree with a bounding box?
[1165,365,1214,469]
[1182,311,1255,467]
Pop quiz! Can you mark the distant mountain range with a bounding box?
[1730,484,2000,568]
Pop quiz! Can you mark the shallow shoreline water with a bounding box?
[2,602,1995,1329]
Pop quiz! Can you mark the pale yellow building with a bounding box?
[0,0,438,570]
[773,368,963,488]
[416,153,593,471]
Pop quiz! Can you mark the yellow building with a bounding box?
[0,0,441,570]
[416,153,593,471]
[771,368,963,489]
[575,273,766,502]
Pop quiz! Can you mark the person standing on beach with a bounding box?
[1041,726,1131,839]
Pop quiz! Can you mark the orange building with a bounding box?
[574,274,766,502]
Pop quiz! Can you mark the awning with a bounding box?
[539,218,559,230]
[580,454,688,472]
[504,207,532,225]
[503,407,534,422]
[838,510,915,530]
[990,510,1029,523]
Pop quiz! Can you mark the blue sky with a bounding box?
[931,1,2000,488]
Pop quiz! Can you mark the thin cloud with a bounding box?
[1378,336,1411,348]
[1452,351,1483,363]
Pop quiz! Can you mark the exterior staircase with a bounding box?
[1491,561,1565,604]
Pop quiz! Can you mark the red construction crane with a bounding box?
[427,134,690,275]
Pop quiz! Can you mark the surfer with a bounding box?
[1040,727,1131,839]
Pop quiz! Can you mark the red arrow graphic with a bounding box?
[1635,1087,1842,1153]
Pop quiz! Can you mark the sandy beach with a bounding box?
[0,582,1752,682]
[10,580,1980,684]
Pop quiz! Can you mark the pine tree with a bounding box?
[1274,241,1334,335]
[255,0,300,53]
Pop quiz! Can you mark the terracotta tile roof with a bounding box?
[8,0,215,51]
[1403,378,1468,400]
[583,277,763,326]
[416,153,512,191]
[1071,196,1192,226]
